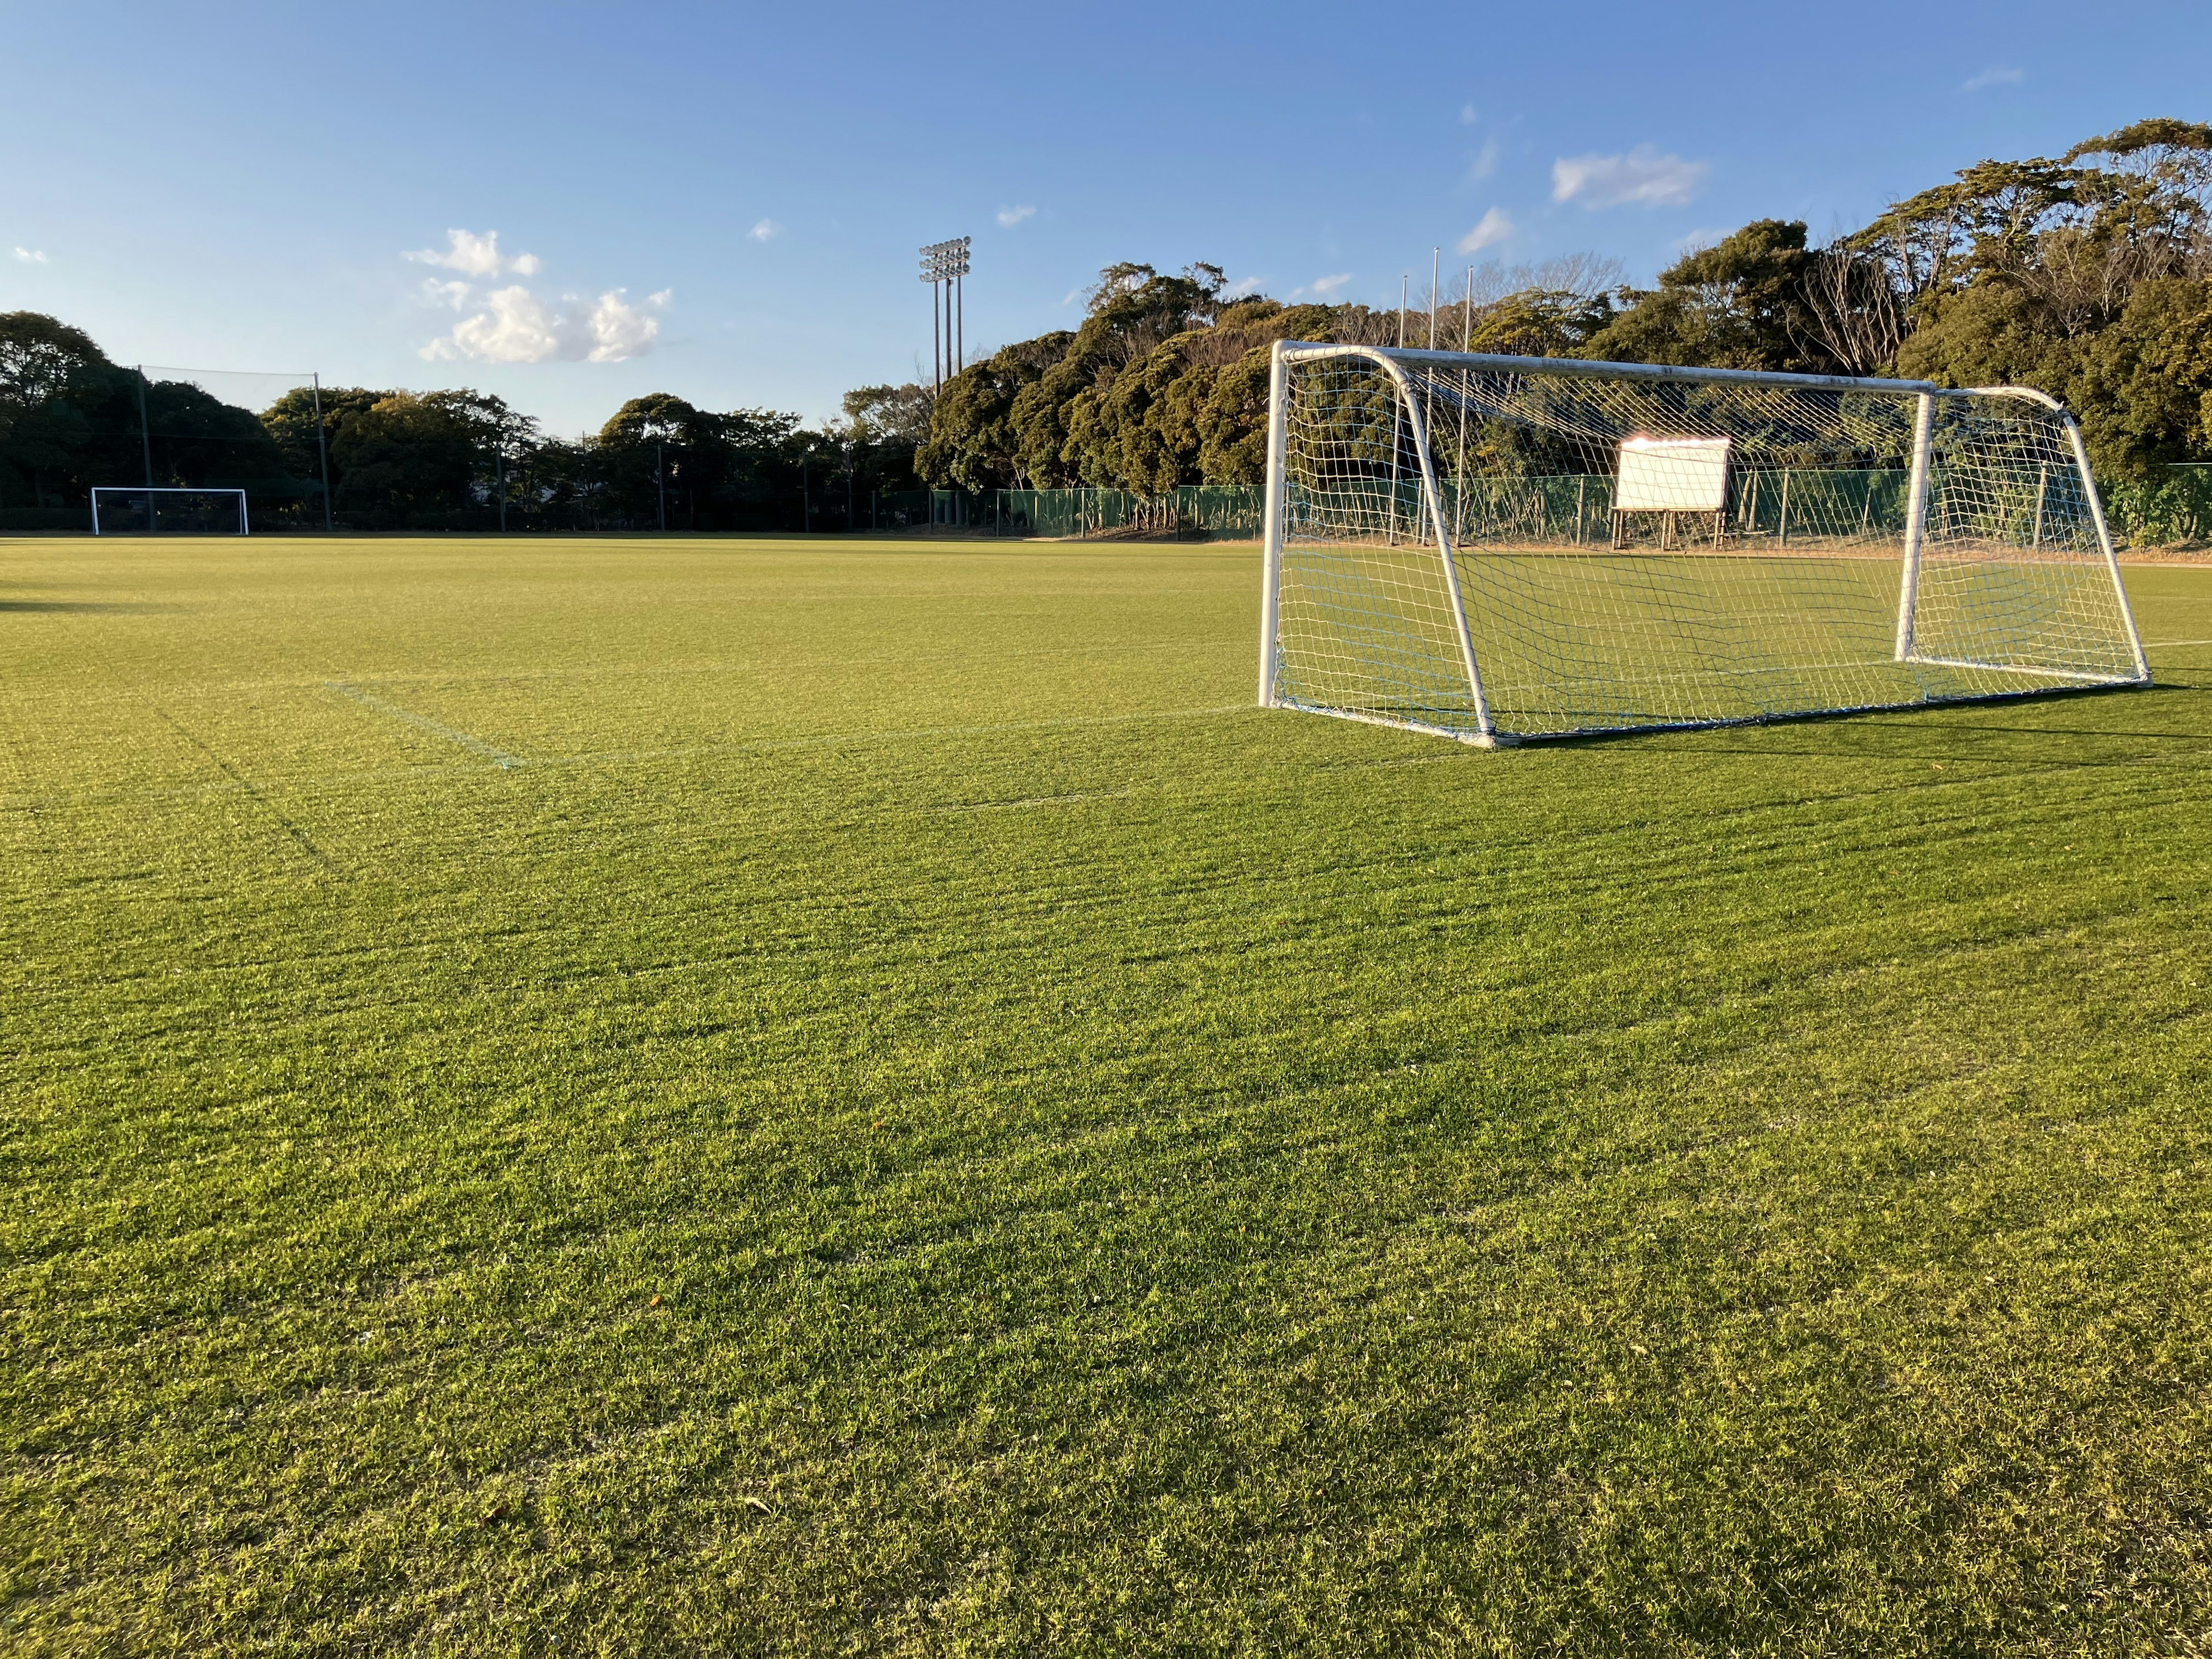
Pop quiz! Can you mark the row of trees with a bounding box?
[7,118,2208,530]
[920,119,2212,491]
[0,315,940,531]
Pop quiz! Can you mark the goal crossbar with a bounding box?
[1259,342,2149,745]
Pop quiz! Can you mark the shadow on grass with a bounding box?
[1509,682,2190,752]
[0,600,184,613]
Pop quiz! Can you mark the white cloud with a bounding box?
[996,204,1036,228]
[13,247,46,263]
[403,228,540,278]
[1459,103,1478,125]
[1551,145,1709,209]
[586,288,666,362]
[749,218,782,241]
[1224,274,1266,298]
[1310,272,1353,296]
[1457,207,1514,254]
[1467,139,1500,181]
[1060,287,1082,306]
[422,285,567,363]
[1963,65,2024,92]
[407,231,668,365]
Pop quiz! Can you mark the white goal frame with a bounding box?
[91,487,251,536]
[1257,342,2149,747]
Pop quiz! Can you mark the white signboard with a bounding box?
[1615,435,1732,513]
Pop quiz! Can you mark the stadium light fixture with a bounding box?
[919,236,972,394]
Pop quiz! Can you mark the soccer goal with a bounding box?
[91,487,250,536]
[1256,343,2149,745]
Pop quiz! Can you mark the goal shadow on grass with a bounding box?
[1498,680,2171,750]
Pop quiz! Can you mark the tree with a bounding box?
[835,383,934,499]
[2073,277,2212,475]
[328,393,488,525]
[0,312,122,507]
[142,378,287,487]
[1581,221,1819,372]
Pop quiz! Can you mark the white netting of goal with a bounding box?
[1260,344,2149,745]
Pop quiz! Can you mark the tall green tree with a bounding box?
[0,312,122,506]
[1580,221,1819,372]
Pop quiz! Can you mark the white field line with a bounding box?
[327,681,524,768]
[2145,638,2212,648]
[0,702,1255,813]
[541,703,1253,770]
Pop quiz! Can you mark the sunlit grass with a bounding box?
[5,536,2210,1654]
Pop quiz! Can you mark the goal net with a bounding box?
[1258,343,2149,745]
[92,487,249,535]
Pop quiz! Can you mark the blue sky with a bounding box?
[3,0,2205,435]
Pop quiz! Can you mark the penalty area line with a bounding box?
[541,702,1254,769]
[326,682,524,769]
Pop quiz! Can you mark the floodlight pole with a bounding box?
[1429,248,1438,349]
[135,366,154,488]
[919,236,972,393]
[310,374,334,532]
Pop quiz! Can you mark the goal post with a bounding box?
[91,487,250,536]
[1258,342,2149,744]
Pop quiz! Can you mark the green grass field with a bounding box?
[5,535,2211,1655]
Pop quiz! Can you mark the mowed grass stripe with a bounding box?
[2,536,2209,1655]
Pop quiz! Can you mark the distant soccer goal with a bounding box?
[92,487,250,536]
[1256,343,2150,746]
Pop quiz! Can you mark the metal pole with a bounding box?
[657,441,666,532]
[931,281,941,393]
[1455,264,1471,547]
[1378,354,1494,744]
[1429,248,1438,349]
[956,271,963,373]
[1257,342,1290,707]
[1386,280,1408,547]
[1894,391,1936,661]
[2062,414,2150,681]
[1452,398,1467,548]
[1281,339,1947,397]
[311,374,334,532]
[136,367,154,488]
